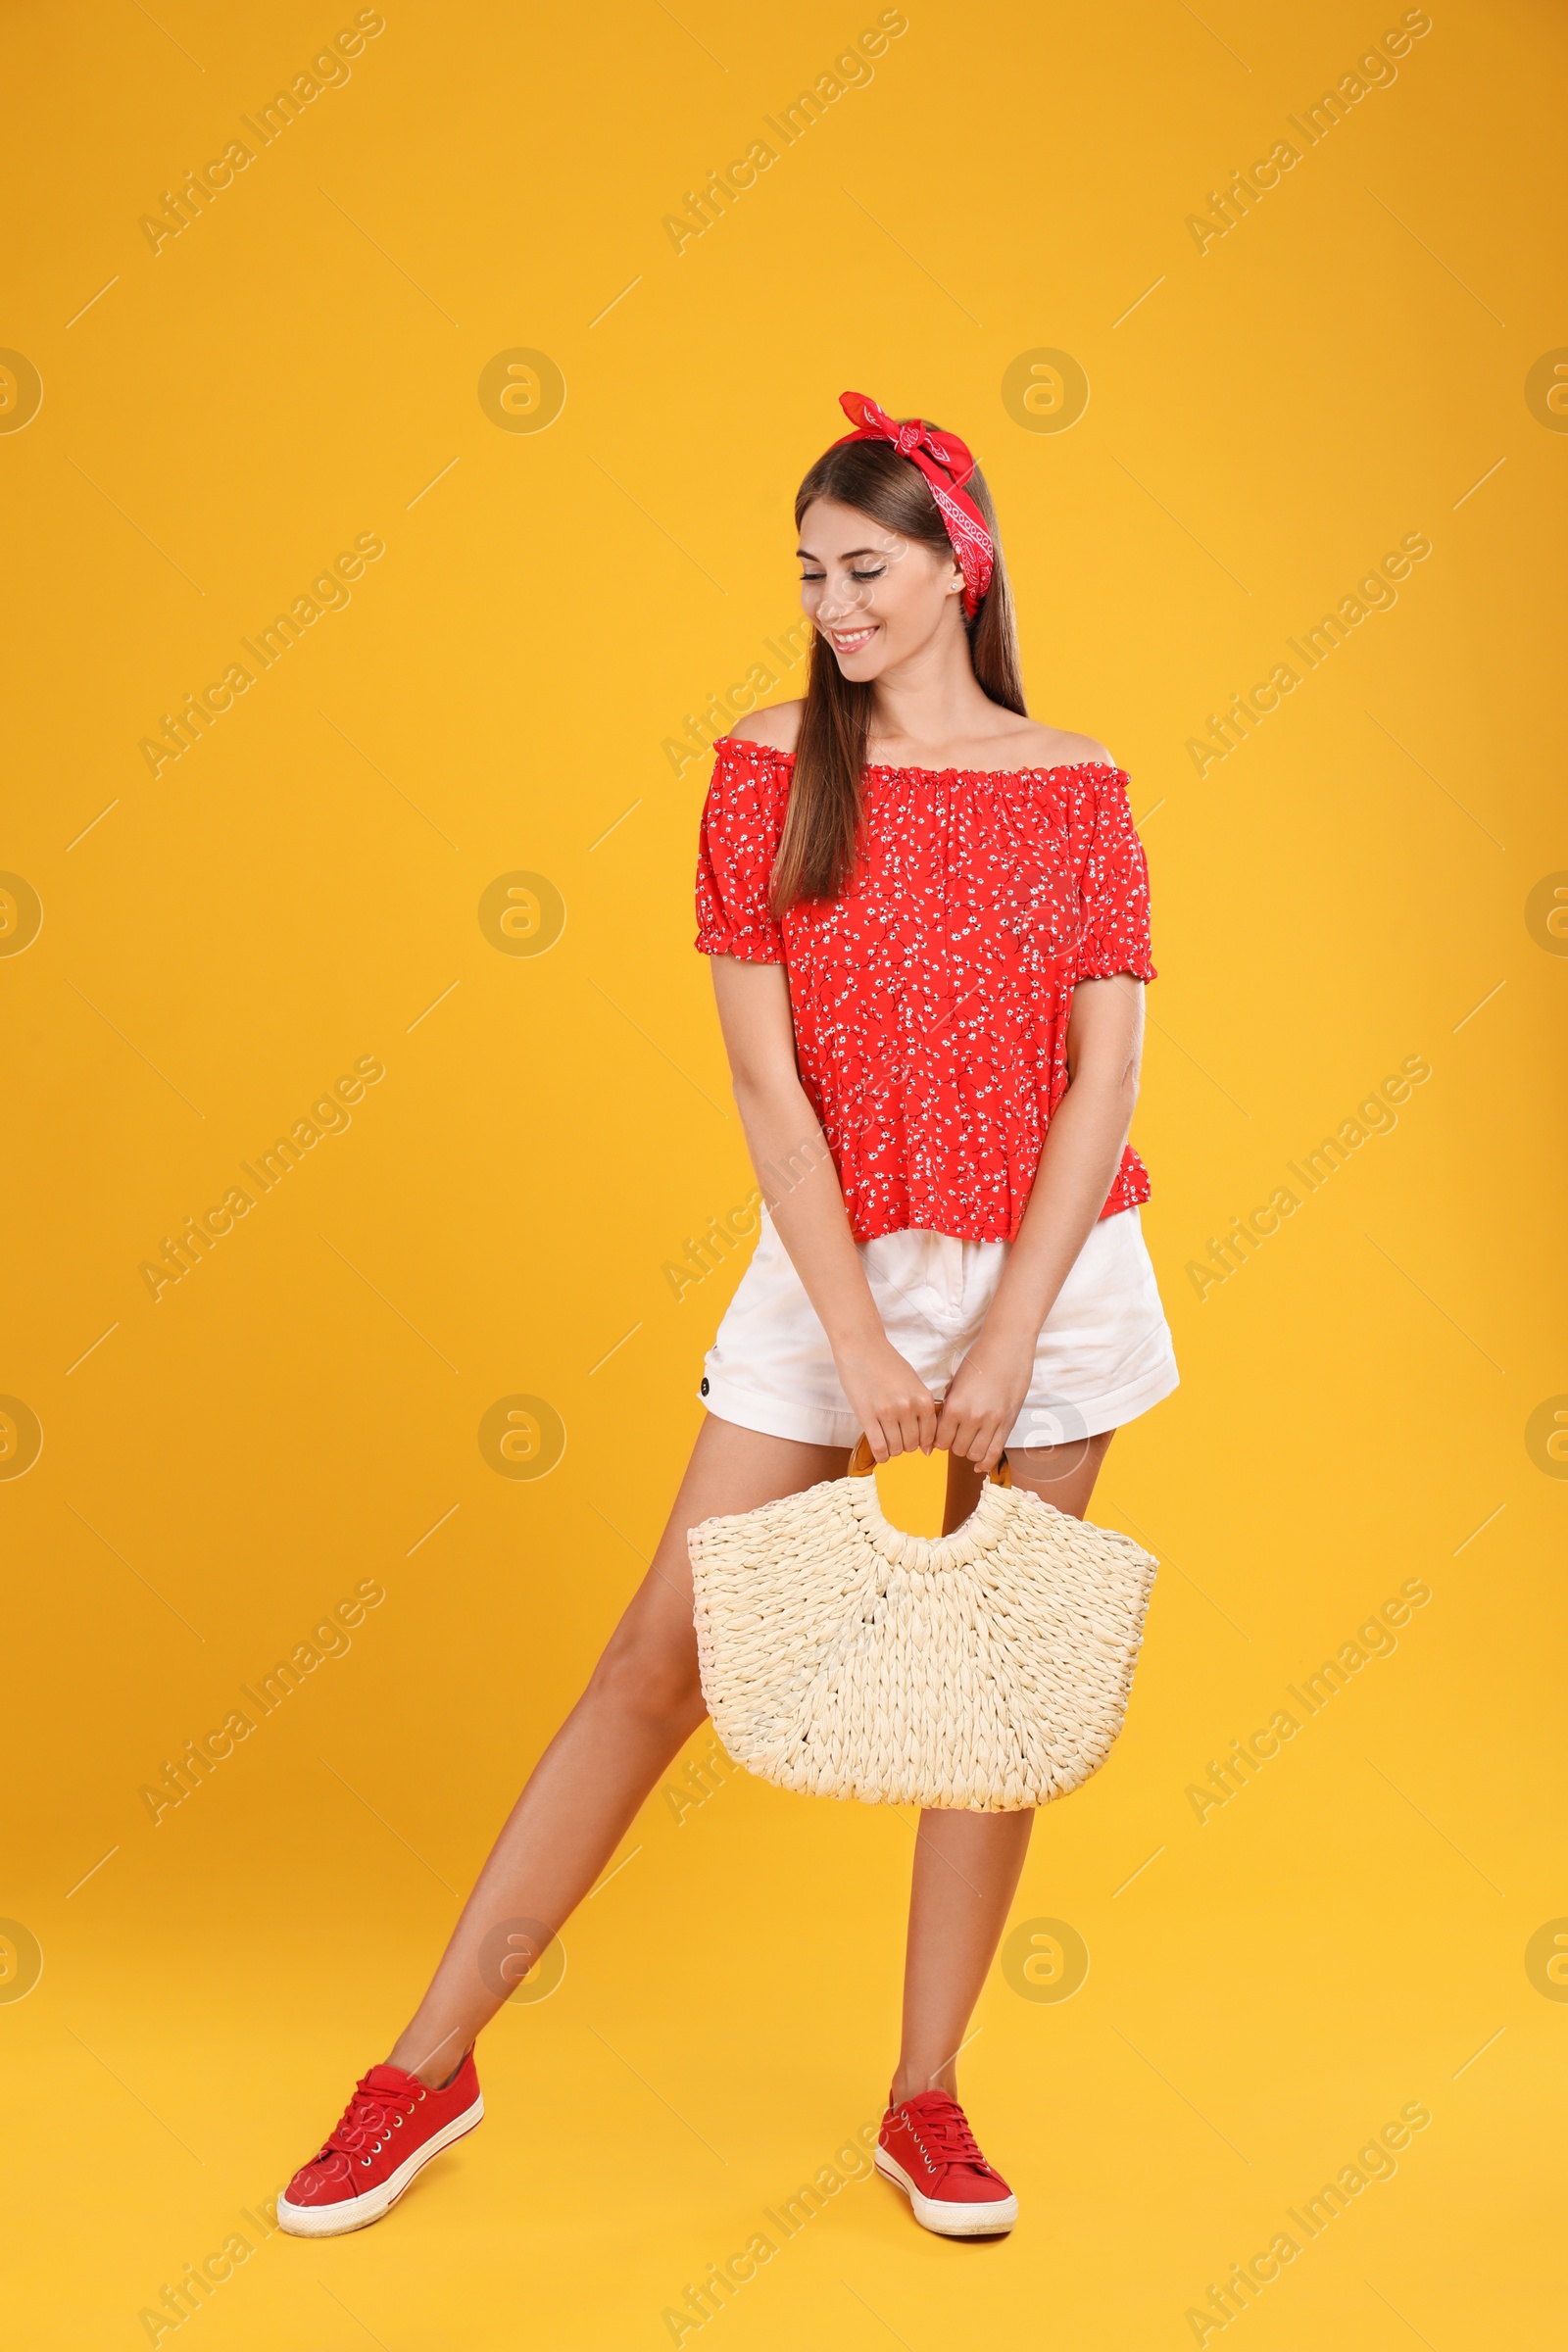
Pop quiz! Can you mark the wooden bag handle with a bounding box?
[847,1433,1011,1489]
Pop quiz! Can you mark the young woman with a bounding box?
[278,390,1178,2244]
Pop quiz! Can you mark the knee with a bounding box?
[586,1621,705,1735]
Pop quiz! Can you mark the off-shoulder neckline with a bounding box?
[713,732,1124,783]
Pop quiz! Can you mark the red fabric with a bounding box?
[832,391,995,618]
[694,735,1156,1246]
[280,2053,481,2219]
[878,2090,1014,2206]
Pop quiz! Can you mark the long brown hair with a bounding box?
[769,428,1025,918]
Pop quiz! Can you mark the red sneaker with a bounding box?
[876,2089,1018,2236]
[277,2055,483,2237]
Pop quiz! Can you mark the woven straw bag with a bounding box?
[688,1436,1159,1811]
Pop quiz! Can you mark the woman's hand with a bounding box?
[834,1335,940,1461]
[933,1331,1036,1473]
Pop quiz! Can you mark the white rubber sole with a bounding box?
[875,2148,1018,2237]
[277,2094,484,2237]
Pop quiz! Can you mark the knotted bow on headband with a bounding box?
[831,390,996,618]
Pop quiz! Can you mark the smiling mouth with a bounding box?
[829,625,878,654]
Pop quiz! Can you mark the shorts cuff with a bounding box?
[699,1373,858,1450]
[1006,1356,1180,1446]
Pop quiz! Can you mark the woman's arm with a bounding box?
[710,956,942,1460]
[933,970,1147,1472]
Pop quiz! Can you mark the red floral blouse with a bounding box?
[694,735,1157,1246]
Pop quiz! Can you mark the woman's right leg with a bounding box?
[386,1415,850,2085]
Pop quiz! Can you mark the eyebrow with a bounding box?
[796,545,884,562]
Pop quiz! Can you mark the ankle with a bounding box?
[388,2030,470,2090]
[400,2053,466,2091]
[889,2064,956,2108]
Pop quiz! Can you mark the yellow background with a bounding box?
[4,0,1564,2342]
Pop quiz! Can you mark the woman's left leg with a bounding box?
[889,1429,1114,2103]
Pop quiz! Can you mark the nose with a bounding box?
[816,575,868,623]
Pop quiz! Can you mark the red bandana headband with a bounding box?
[830,389,995,618]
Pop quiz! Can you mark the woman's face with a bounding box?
[797,495,964,679]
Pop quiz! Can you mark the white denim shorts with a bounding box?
[698,1204,1179,1451]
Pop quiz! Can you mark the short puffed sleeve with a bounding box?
[693,737,789,963]
[1073,765,1157,983]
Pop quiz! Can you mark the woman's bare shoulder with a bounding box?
[1014,720,1118,770]
[726,700,805,752]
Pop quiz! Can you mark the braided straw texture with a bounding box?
[689,1472,1158,1810]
